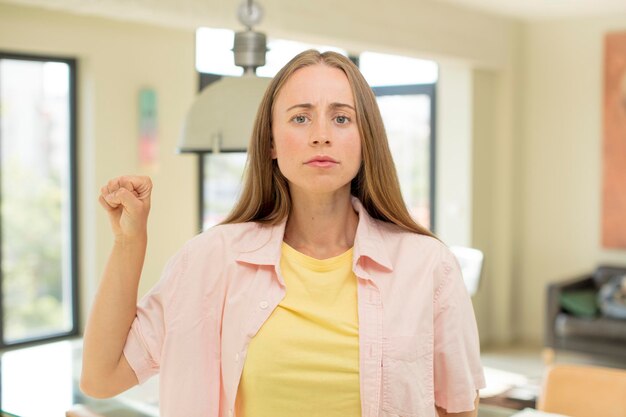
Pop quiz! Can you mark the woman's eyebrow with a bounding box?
[329,103,355,111]
[286,103,313,112]
[285,102,355,112]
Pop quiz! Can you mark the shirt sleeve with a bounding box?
[433,246,486,413]
[123,247,186,384]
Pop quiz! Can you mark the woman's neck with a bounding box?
[283,189,359,260]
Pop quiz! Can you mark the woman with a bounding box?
[81,50,485,417]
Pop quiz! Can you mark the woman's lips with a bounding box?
[305,155,338,167]
[305,160,338,167]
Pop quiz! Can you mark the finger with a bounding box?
[100,185,109,197]
[98,194,117,211]
[102,192,123,209]
[102,175,151,202]
[100,186,111,204]
[107,178,121,195]
[122,176,152,200]
[103,178,137,200]
[105,188,142,212]
[119,176,142,198]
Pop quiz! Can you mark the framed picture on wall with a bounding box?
[602,31,626,249]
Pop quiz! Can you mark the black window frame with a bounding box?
[371,83,437,230]
[0,51,79,349]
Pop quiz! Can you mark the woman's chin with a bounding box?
[287,181,353,198]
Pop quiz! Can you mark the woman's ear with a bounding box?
[270,139,277,159]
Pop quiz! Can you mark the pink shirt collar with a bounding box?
[234,196,394,274]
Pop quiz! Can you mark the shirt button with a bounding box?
[228,410,233,417]
[259,301,269,309]
[235,353,240,362]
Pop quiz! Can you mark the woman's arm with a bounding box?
[436,391,480,417]
[80,176,152,398]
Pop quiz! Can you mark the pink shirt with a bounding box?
[123,197,485,417]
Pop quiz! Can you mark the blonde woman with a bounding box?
[81,50,485,417]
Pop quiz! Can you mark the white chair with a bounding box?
[449,246,484,296]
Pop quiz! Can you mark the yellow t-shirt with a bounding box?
[235,242,361,417]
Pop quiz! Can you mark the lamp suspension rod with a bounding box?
[246,0,253,30]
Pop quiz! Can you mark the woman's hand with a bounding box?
[99,175,152,241]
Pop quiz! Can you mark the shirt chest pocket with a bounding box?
[381,335,434,417]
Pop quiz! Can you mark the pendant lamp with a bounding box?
[178,0,271,153]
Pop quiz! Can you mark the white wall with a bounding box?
[436,65,473,247]
[468,58,523,346]
[0,2,198,328]
[519,15,626,344]
[471,69,499,345]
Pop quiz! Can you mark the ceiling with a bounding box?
[433,0,626,20]
[3,0,626,29]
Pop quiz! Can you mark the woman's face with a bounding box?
[271,64,362,196]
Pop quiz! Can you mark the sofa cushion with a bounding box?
[559,289,599,318]
[555,313,626,343]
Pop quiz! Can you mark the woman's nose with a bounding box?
[310,121,331,145]
[311,137,331,145]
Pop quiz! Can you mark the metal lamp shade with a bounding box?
[178,75,271,153]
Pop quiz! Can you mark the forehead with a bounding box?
[274,64,355,108]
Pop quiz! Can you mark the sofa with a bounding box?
[545,265,626,361]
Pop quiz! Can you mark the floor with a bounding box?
[479,343,626,411]
[2,339,624,417]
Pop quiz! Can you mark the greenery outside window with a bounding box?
[0,52,79,347]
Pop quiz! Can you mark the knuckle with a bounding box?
[137,176,151,187]
[107,178,118,189]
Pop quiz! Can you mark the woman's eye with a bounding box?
[292,115,308,124]
[335,115,350,124]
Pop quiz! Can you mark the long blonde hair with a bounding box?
[221,49,434,238]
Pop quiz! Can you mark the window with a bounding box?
[0,52,78,347]
[195,30,437,231]
[360,51,438,230]
[371,86,436,229]
[200,151,248,230]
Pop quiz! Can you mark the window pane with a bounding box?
[0,58,74,343]
[202,153,248,230]
[359,51,438,86]
[377,94,432,229]
[196,28,243,76]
